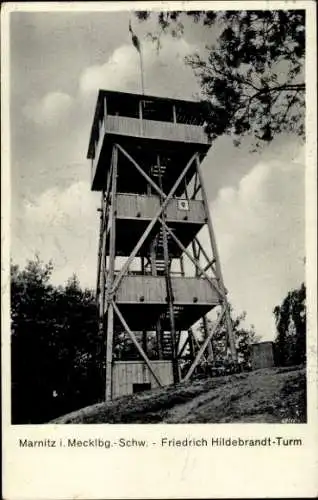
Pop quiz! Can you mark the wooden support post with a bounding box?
[172,104,177,124]
[105,145,118,401]
[96,191,104,306]
[177,336,189,359]
[98,158,114,323]
[198,260,216,278]
[192,240,198,277]
[150,238,157,276]
[192,171,198,200]
[103,96,107,126]
[184,309,225,381]
[195,156,237,362]
[184,175,189,201]
[192,183,201,200]
[194,237,211,266]
[112,302,163,386]
[180,255,185,277]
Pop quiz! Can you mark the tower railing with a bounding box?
[91,115,210,183]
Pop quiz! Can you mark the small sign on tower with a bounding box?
[178,199,189,211]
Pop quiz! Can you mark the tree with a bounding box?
[273,283,306,366]
[11,257,103,424]
[135,10,305,147]
[196,307,259,373]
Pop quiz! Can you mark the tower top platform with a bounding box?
[87,89,210,160]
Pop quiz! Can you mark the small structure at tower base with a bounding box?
[251,341,275,370]
[112,360,173,399]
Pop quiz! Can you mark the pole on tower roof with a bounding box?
[129,19,145,94]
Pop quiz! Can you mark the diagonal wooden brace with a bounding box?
[188,328,209,363]
[112,301,163,387]
[116,143,166,199]
[183,308,226,381]
[110,152,198,295]
[159,218,225,300]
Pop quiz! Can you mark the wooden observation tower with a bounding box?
[87,90,237,401]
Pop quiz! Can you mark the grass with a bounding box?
[51,365,306,424]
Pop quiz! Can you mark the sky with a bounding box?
[9,9,306,341]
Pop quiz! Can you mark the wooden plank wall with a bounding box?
[116,193,205,223]
[105,115,208,144]
[112,360,173,398]
[116,276,219,304]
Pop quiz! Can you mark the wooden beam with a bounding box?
[192,240,198,276]
[110,153,198,295]
[191,183,201,200]
[179,255,185,277]
[98,160,114,317]
[183,309,225,381]
[192,171,198,200]
[193,236,211,266]
[198,260,216,278]
[157,153,179,384]
[139,99,143,135]
[195,156,237,362]
[159,218,225,300]
[177,336,189,359]
[105,145,118,401]
[96,191,105,305]
[112,302,163,386]
[116,143,165,199]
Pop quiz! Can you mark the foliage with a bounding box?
[196,306,259,372]
[11,257,103,424]
[273,283,306,366]
[135,10,305,147]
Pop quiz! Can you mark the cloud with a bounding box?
[79,36,200,100]
[22,91,73,126]
[13,181,100,288]
[207,145,305,340]
[12,31,306,343]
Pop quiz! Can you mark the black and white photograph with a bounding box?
[2,1,317,498]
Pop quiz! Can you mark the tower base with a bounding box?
[112,360,173,399]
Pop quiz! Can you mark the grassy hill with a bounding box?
[51,365,306,424]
